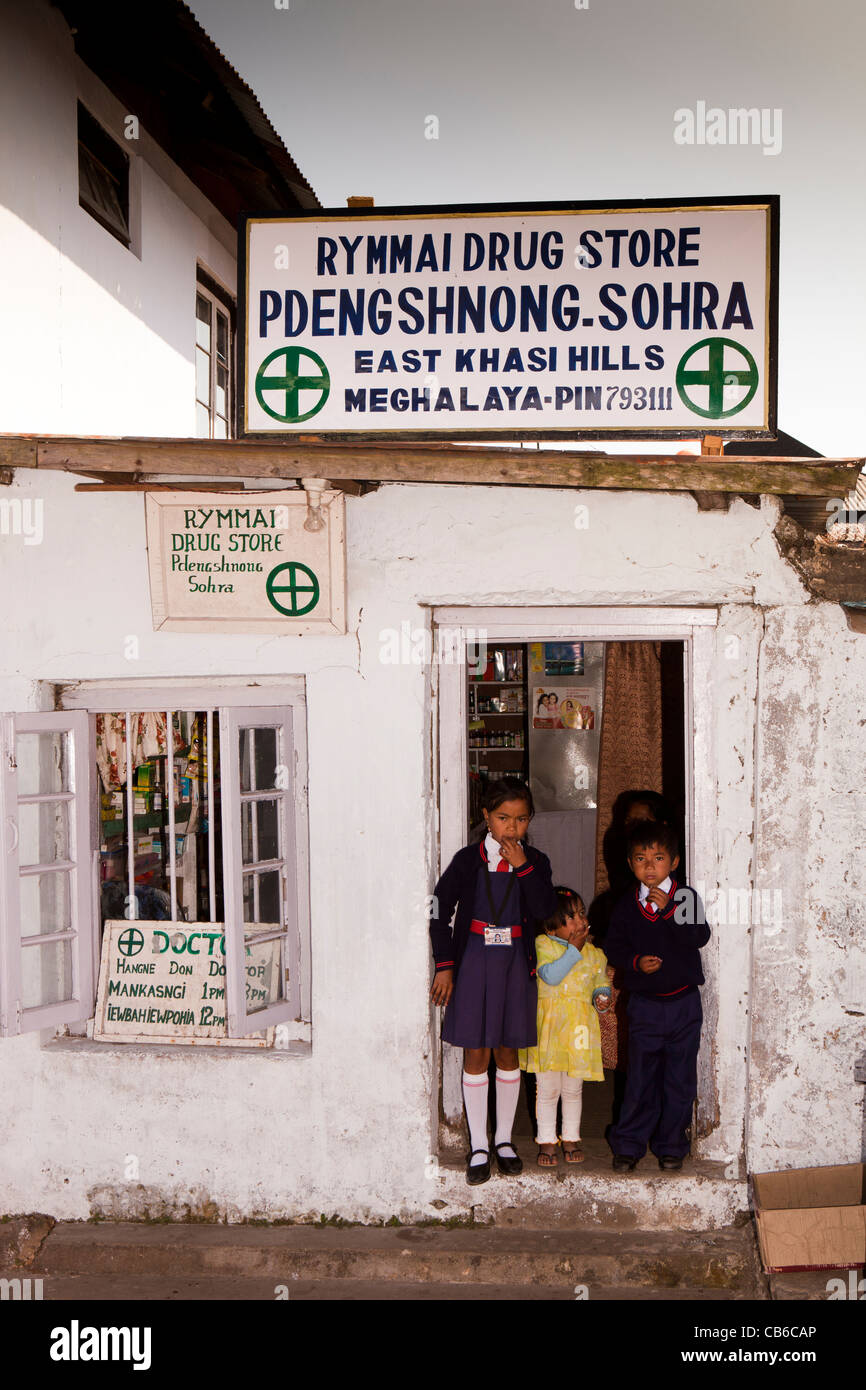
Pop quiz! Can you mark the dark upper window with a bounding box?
[77,104,130,247]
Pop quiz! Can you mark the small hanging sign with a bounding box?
[145,488,346,634]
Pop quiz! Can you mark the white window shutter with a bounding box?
[0,712,95,1036]
[219,706,297,1036]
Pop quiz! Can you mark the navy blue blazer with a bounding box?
[604,878,711,997]
[430,840,557,979]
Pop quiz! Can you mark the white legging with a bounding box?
[536,1070,584,1143]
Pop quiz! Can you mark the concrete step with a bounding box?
[430,1145,749,1231]
[32,1221,766,1296]
[34,1273,758,1301]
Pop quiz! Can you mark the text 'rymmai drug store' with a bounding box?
[2,151,865,1229]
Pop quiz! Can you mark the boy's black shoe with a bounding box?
[493,1142,523,1176]
[612,1154,637,1172]
[466,1149,491,1185]
[658,1155,683,1171]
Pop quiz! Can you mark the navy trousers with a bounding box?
[608,988,702,1159]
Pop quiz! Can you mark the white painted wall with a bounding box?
[0,0,236,438]
[1,467,863,1221]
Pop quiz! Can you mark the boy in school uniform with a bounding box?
[604,821,710,1171]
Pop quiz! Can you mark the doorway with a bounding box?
[433,606,718,1158]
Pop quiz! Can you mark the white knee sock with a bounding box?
[494,1067,522,1156]
[535,1070,563,1144]
[462,1071,489,1165]
[561,1073,584,1142]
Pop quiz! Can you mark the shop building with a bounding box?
[1,0,865,1230]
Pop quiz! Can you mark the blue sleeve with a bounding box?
[538,942,581,985]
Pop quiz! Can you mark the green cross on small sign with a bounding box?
[266,561,321,617]
[255,347,330,423]
[118,927,144,957]
[675,337,759,419]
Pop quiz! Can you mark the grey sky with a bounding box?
[188,0,866,453]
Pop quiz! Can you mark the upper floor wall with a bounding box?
[0,0,238,438]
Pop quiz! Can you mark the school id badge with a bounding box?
[484,927,512,946]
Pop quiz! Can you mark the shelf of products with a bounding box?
[98,712,223,925]
[467,646,529,830]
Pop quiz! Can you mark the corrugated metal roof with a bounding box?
[174,1,319,209]
[55,0,320,220]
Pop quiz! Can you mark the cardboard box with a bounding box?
[752,1163,866,1272]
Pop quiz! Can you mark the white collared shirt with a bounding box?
[484,831,514,872]
[639,874,672,912]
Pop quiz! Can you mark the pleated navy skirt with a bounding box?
[442,933,538,1050]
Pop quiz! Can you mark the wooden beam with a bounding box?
[0,438,37,470]
[1,435,861,496]
[73,477,367,495]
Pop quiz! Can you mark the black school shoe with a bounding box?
[493,1142,523,1176]
[612,1153,638,1172]
[466,1149,491,1185]
[658,1155,683,1171]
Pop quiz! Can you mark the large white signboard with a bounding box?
[241,198,777,440]
[146,489,346,634]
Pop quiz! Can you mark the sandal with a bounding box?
[562,1143,584,1164]
[537,1144,558,1168]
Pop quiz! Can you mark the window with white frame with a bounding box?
[195,271,235,439]
[0,686,309,1044]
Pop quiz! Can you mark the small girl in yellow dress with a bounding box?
[519,887,611,1167]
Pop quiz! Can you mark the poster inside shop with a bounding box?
[240,197,777,439]
[530,642,584,676]
[93,921,281,1046]
[145,489,346,634]
[532,687,595,730]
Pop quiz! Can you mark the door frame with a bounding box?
[431,606,719,1138]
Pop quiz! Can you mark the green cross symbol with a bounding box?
[675,337,760,419]
[118,927,144,957]
[255,346,330,423]
[266,561,321,617]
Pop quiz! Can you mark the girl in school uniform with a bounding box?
[519,887,611,1166]
[430,778,557,1185]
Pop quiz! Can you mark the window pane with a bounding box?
[243,868,281,924]
[16,731,71,796]
[215,363,228,417]
[241,802,254,865]
[20,871,72,938]
[216,311,228,364]
[257,800,279,861]
[19,800,70,869]
[195,402,210,437]
[239,727,278,791]
[244,932,284,1012]
[195,345,211,406]
[79,144,130,242]
[241,799,279,865]
[212,414,228,440]
[21,939,72,1009]
[195,294,212,349]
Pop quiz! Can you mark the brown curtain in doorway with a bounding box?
[594,642,663,895]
